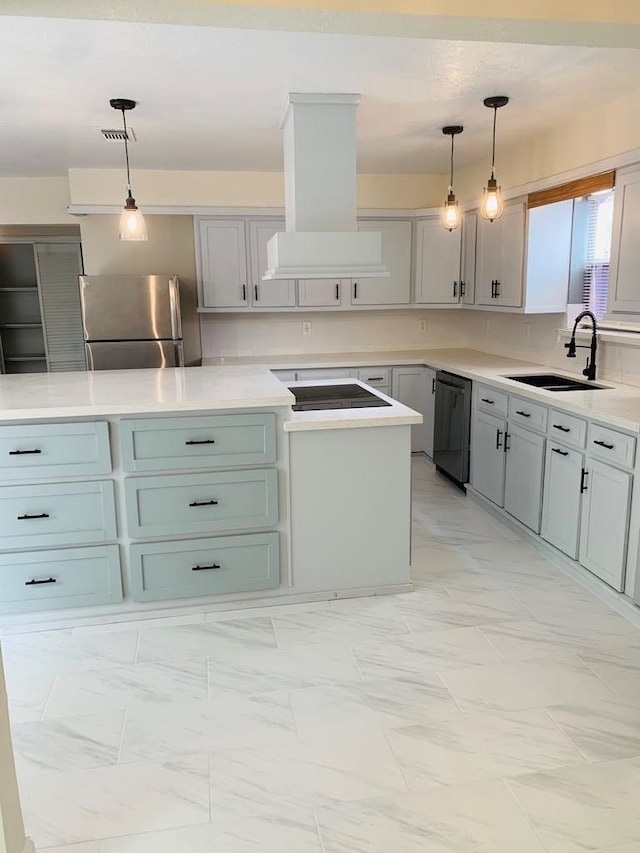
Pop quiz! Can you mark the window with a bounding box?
[582,190,614,320]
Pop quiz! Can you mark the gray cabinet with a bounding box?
[248,220,296,307]
[198,219,248,308]
[353,220,412,305]
[414,218,461,304]
[461,212,477,304]
[541,442,583,558]
[423,367,436,458]
[391,366,429,453]
[476,204,525,307]
[579,459,631,591]
[471,409,506,506]
[298,279,343,307]
[504,423,545,532]
[608,166,640,316]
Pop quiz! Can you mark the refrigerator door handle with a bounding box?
[169,276,183,340]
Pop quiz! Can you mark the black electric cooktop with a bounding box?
[289,383,392,411]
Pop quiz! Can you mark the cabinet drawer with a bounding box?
[125,469,278,538]
[0,422,111,480]
[509,396,548,433]
[547,409,587,449]
[476,384,508,417]
[0,545,122,614]
[120,413,276,472]
[296,368,352,380]
[0,481,116,550]
[271,370,297,382]
[130,532,279,602]
[357,367,390,387]
[588,423,636,469]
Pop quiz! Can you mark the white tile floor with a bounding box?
[4,457,640,852]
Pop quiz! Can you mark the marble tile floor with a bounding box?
[4,457,640,852]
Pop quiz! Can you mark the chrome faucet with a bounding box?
[565,310,598,381]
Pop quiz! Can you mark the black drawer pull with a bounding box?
[335,283,339,301]
[515,410,531,418]
[192,563,221,572]
[481,398,494,405]
[366,377,384,382]
[553,424,570,433]
[552,448,569,456]
[496,429,503,450]
[580,468,589,493]
[9,448,42,456]
[593,440,614,450]
[17,512,49,521]
[185,439,215,446]
[25,577,56,586]
[189,499,218,507]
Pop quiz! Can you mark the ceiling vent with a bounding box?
[99,127,136,142]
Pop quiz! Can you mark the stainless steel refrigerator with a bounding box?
[79,275,184,370]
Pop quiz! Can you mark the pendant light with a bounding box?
[442,125,463,232]
[480,95,509,223]
[110,98,147,241]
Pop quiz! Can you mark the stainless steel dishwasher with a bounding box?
[433,371,472,488]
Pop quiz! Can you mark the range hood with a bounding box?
[262,93,388,281]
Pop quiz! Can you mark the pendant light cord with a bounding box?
[120,108,132,196]
[449,133,455,191]
[491,106,497,178]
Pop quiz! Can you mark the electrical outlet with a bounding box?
[302,321,312,337]
[418,319,428,333]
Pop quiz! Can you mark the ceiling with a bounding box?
[2,15,640,177]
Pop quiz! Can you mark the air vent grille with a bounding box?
[99,127,136,142]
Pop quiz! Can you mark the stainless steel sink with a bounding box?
[505,374,606,392]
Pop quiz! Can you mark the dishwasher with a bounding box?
[433,371,472,488]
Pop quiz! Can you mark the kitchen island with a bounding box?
[0,366,420,627]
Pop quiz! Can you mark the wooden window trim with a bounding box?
[527,172,615,208]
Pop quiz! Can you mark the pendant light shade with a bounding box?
[442,125,463,232]
[110,98,147,241]
[480,95,509,223]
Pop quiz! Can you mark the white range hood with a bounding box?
[262,93,388,281]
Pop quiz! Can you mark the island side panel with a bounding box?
[288,424,412,595]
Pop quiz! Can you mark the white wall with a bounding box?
[0,177,73,225]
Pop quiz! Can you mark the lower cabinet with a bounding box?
[391,367,430,453]
[471,410,506,506]
[129,532,279,602]
[423,367,436,458]
[503,424,546,533]
[0,545,122,614]
[541,443,583,559]
[579,460,631,592]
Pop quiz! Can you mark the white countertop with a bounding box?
[283,379,422,432]
[0,366,294,422]
[207,348,640,434]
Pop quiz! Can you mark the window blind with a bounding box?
[528,171,615,208]
[583,191,614,320]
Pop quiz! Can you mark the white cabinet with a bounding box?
[460,212,477,305]
[198,220,248,308]
[414,218,462,304]
[298,279,344,307]
[353,221,412,305]
[296,367,353,381]
[579,459,631,591]
[541,442,583,559]
[391,367,429,453]
[423,367,436,458]
[471,410,506,506]
[476,204,525,307]
[248,221,296,308]
[608,166,640,316]
[503,423,545,532]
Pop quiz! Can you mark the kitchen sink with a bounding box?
[505,374,606,392]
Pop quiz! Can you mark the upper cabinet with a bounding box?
[353,220,412,305]
[247,221,296,308]
[198,220,248,308]
[414,218,462,304]
[608,166,640,317]
[476,203,525,307]
[460,212,477,305]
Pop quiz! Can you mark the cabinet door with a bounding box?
[391,367,429,453]
[423,367,436,458]
[496,204,525,307]
[414,219,461,304]
[609,168,640,315]
[461,212,477,304]
[298,279,343,307]
[353,221,412,305]
[198,220,248,308]
[248,221,296,307]
[475,215,500,305]
[579,460,631,591]
[541,443,583,559]
[35,242,86,371]
[470,410,506,506]
[504,423,545,532]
